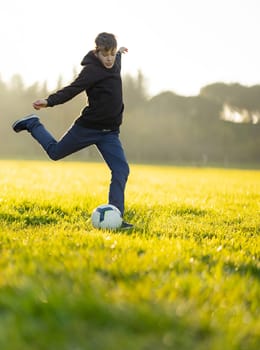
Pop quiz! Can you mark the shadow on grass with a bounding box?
[223,261,260,281]
[0,212,58,226]
[0,201,77,227]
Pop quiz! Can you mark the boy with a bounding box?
[12,32,133,229]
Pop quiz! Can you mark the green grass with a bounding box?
[0,160,259,350]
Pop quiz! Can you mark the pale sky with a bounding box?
[1,0,260,96]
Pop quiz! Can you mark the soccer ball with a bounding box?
[91,204,122,229]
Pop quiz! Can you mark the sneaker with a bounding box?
[12,114,39,133]
[120,221,134,230]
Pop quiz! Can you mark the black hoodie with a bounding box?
[47,50,124,130]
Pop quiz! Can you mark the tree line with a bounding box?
[1,72,259,166]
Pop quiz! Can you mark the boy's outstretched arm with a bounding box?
[32,49,128,110]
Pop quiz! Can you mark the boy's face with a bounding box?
[96,48,117,69]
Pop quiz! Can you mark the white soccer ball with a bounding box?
[91,204,122,229]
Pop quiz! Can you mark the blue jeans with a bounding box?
[29,121,130,215]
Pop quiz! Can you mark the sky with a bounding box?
[1,0,260,97]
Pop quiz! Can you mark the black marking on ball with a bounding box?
[97,207,114,222]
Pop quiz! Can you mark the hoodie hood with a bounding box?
[81,50,121,73]
[81,50,100,66]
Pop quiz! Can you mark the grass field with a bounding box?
[0,160,259,350]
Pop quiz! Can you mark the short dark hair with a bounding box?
[95,32,117,52]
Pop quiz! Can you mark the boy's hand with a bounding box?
[33,99,48,110]
[118,47,128,54]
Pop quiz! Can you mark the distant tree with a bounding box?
[200,82,260,124]
[40,81,49,97]
[9,74,24,94]
[56,75,63,91]
[123,70,147,111]
[200,83,230,104]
